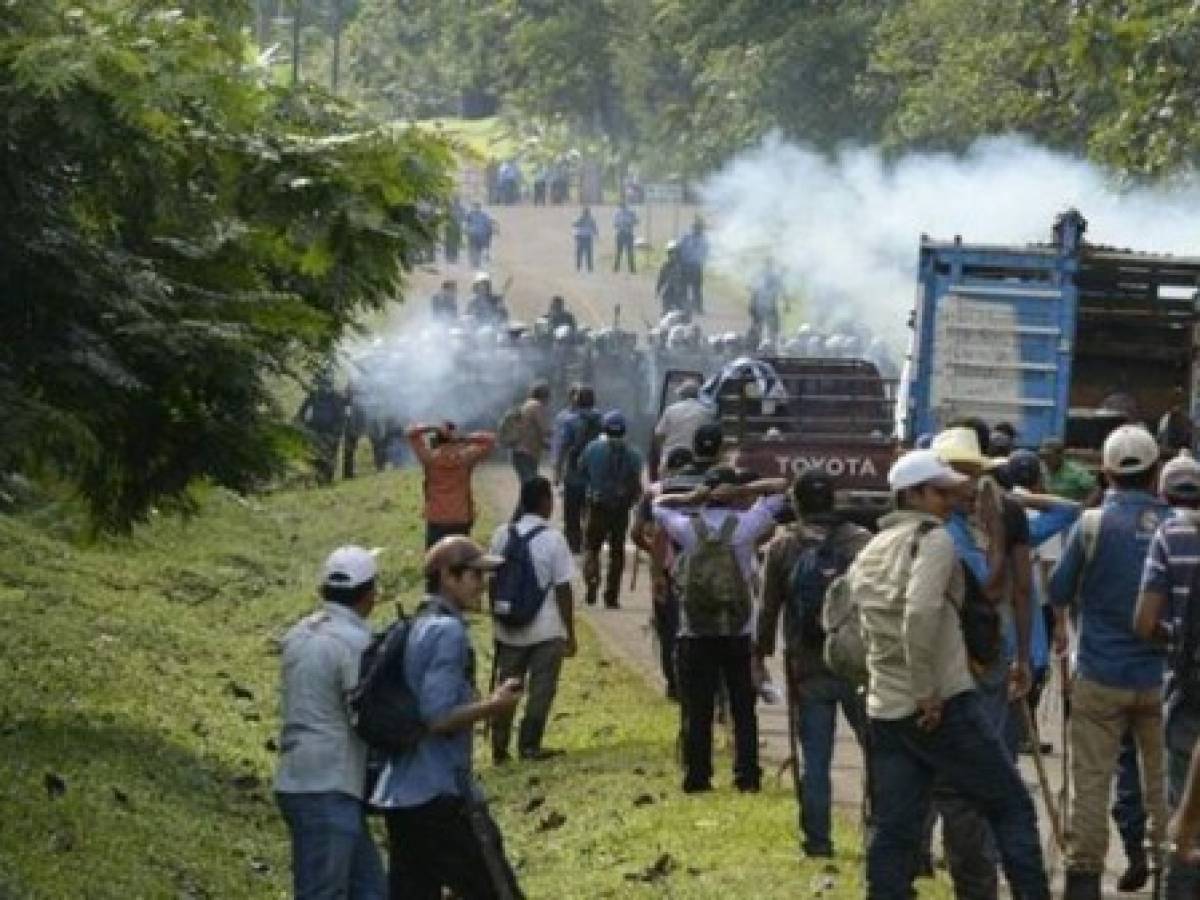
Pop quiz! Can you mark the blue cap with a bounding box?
[1006,449,1042,488]
[602,409,626,435]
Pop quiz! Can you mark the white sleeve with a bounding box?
[489,526,507,556]
[548,531,576,584]
[654,407,673,439]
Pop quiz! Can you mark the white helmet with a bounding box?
[665,239,679,253]
[659,310,686,331]
[472,271,491,286]
[666,324,689,350]
[554,324,574,341]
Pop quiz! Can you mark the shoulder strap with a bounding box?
[691,515,711,541]
[718,515,738,541]
[1080,508,1102,565]
[521,525,548,545]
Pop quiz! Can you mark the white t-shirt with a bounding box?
[490,514,576,646]
[654,398,715,457]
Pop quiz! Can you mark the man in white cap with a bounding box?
[274,545,386,900]
[855,450,1048,900]
[1050,424,1168,899]
[1136,449,1200,897]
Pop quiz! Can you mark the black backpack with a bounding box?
[958,564,1001,669]
[566,410,602,474]
[489,525,548,628]
[348,613,428,754]
[785,527,854,652]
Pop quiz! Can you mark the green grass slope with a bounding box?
[0,468,949,898]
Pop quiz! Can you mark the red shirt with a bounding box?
[408,430,495,525]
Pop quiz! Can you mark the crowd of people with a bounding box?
[274,364,1200,898]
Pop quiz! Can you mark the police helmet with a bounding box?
[602,409,627,435]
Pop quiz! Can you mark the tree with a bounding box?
[863,0,1076,154]
[1,1,451,530]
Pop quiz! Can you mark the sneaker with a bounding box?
[735,780,761,794]
[1116,851,1149,892]
[682,780,712,794]
[603,598,621,609]
[492,751,511,766]
[585,586,598,606]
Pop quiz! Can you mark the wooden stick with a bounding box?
[1020,699,1065,853]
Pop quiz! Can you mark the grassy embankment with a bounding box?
[0,468,949,898]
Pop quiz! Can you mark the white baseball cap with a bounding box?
[1161,449,1200,498]
[1102,425,1159,475]
[321,545,379,588]
[889,449,970,492]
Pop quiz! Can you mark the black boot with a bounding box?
[1116,848,1149,892]
[1062,870,1101,900]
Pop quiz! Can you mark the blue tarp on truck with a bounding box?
[901,210,1198,449]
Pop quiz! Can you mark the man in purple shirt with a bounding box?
[653,469,787,793]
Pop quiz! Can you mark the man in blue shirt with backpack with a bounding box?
[579,410,644,608]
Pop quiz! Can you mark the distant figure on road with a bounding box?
[444,197,464,264]
[297,372,346,486]
[572,207,599,273]
[532,166,548,206]
[679,218,710,314]
[613,202,639,273]
[497,159,521,205]
[466,272,508,325]
[579,410,644,608]
[429,279,458,320]
[546,295,577,333]
[464,202,495,269]
[656,241,689,318]
[748,257,785,345]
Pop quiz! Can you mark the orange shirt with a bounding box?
[408,430,495,525]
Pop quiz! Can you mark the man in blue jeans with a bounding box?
[754,470,872,857]
[852,449,1048,900]
[274,546,387,900]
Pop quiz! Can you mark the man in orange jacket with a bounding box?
[407,423,496,548]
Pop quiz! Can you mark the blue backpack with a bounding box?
[489,525,548,628]
[786,528,854,652]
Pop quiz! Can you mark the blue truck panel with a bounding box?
[904,239,1080,448]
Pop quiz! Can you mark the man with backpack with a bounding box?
[851,449,1048,900]
[488,477,577,763]
[754,470,872,857]
[371,536,525,899]
[553,385,601,554]
[500,382,552,491]
[653,469,789,793]
[274,545,386,900]
[1135,448,1200,897]
[1050,424,1168,900]
[579,410,644,608]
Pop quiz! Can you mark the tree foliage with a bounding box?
[1,1,451,530]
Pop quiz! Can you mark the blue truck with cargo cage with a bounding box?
[899,210,1200,450]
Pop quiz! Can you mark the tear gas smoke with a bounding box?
[702,134,1200,348]
[337,308,538,439]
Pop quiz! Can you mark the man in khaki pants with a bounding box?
[1049,425,1169,899]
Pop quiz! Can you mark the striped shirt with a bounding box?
[1140,509,1200,709]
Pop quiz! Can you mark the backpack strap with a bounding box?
[690,514,712,542]
[519,524,548,545]
[717,515,738,542]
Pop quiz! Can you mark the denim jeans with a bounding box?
[866,692,1048,900]
[276,792,386,900]
[795,671,866,855]
[1165,703,1200,898]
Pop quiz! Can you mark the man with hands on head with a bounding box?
[407,422,496,549]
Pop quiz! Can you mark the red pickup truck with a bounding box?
[655,357,898,524]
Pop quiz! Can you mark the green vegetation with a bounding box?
[0,469,952,897]
[1,2,451,532]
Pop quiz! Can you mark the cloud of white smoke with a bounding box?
[701,133,1200,348]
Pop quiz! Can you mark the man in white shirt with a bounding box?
[489,476,577,763]
[650,380,715,480]
[274,545,386,900]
